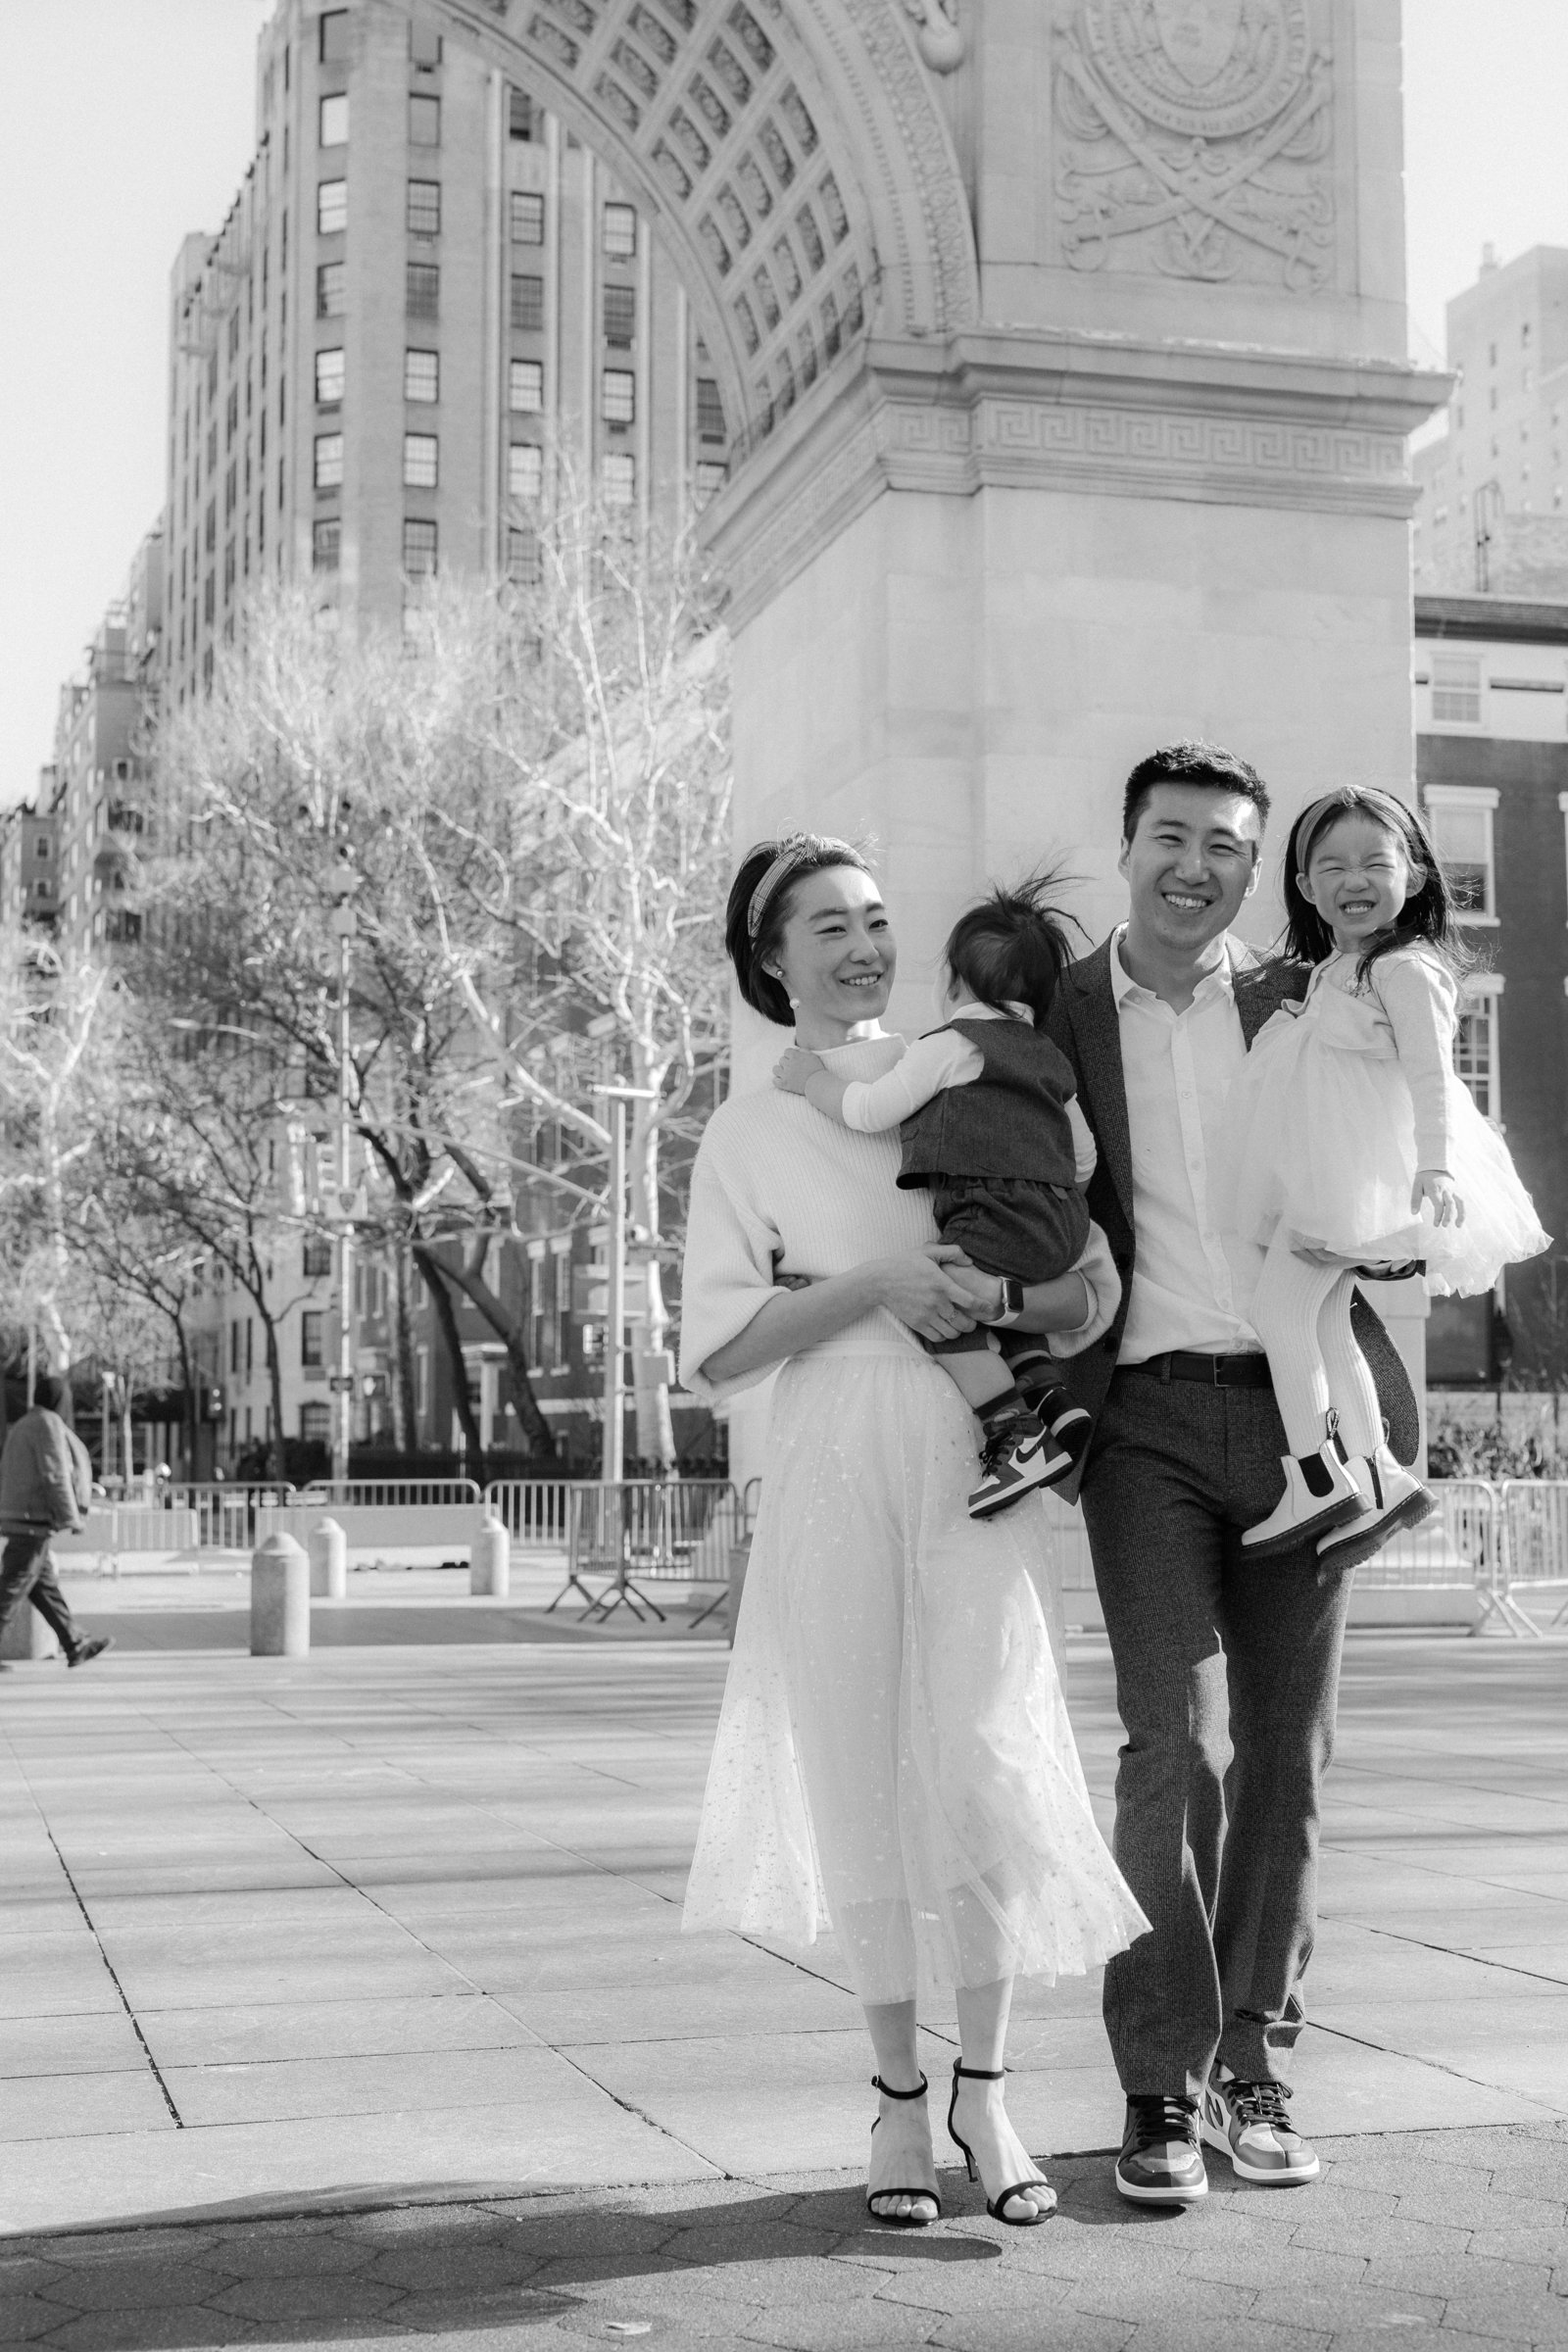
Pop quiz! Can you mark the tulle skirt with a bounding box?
[681,1350,1150,2005]
[1225,1007,1549,1297]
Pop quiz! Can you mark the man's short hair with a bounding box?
[33,1373,65,1412]
[1122,742,1271,843]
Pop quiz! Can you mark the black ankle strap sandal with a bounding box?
[947,2061,1055,2227]
[867,2073,941,2227]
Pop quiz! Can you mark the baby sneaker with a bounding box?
[969,1407,1073,1520]
[1242,1442,1364,1560]
[1316,1444,1437,1567]
[1007,1355,1093,1463]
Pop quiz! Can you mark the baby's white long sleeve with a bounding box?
[839,1029,982,1131]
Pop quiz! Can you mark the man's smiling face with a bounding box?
[1118,782,1263,957]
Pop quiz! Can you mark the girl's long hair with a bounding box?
[1282,787,1474,987]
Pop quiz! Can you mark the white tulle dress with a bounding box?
[678,1033,1150,2007]
[1223,946,1548,1296]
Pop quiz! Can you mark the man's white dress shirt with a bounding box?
[1111,929,1266,1364]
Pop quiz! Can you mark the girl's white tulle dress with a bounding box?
[1223,946,1548,1295]
[678,1034,1149,2007]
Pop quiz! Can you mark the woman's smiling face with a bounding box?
[765,864,895,1045]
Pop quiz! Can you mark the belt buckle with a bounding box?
[1209,1355,1227,1387]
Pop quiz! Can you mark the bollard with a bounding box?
[250,1533,310,1657]
[308,1517,348,1600]
[469,1514,511,1599]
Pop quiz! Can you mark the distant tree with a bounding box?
[0,937,115,1379]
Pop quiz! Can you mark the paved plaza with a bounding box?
[2,1625,1567,2348]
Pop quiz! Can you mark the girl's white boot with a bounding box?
[1316,1446,1437,1564]
[1243,1442,1364,1559]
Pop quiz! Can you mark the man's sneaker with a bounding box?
[67,1637,114,1670]
[1200,2072,1320,2185]
[1114,2095,1208,2205]
[968,1413,1073,1520]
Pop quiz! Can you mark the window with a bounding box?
[603,202,637,258]
[313,516,341,570]
[404,431,438,487]
[508,441,542,500]
[318,178,347,236]
[696,377,726,443]
[406,262,439,319]
[416,1345,430,1419]
[695,459,728,505]
[602,368,635,425]
[407,177,441,236]
[1453,988,1498,1119]
[509,86,534,139]
[319,92,349,146]
[603,282,636,347]
[301,1311,324,1368]
[315,347,345,405]
[404,347,439,403]
[1424,785,1497,921]
[511,190,545,244]
[409,93,441,146]
[411,21,443,67]
[314,432,343,488]
[403,517,438,577]
[300,1401,331,1445]
[316,261,344,318]
[303,1238,332,1277]
[508,525,542,583]
[319,9,349,62]
[1430,652,1483,726]
[512,272,544,331]
[509,358,543,413]
[603,451,636,505]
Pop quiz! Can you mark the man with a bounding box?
[1046,744,1417,2206]
[0,1376,113,1670]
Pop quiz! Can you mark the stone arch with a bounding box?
[433,0,977,464]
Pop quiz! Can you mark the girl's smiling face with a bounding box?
[764,864,895,1046]
[1298,810,1424,954]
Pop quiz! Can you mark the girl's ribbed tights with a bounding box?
[1250,1231,1384,1459]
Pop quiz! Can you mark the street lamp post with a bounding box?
[328,858,361,1495]
[592,1085,656,1485]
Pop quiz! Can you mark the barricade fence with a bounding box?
[483,1481,575,1548]
[558,1480,743,1625]
[297,1479,481,1509]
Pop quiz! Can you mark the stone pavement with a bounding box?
[2,1633,1567,2347]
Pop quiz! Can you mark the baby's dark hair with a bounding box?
[725,833,874,1027]
[942,872,1085,1030]
[1282,787,1473,985]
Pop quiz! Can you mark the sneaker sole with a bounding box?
[1114,2164,1208,2205]
[1200,2118,1319,2184]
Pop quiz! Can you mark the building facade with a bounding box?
[0,787,61,938]
[1414,592,1568,1385]
[49,531,164,960]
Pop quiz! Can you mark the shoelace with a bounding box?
[1224,2080,1293,2129]
[1127,2094,1198,2145]
[979,1415,1035,1473]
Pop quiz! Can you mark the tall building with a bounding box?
[52,528,164,960]
[162,0,730,706]
[1412,246,1568,598]
[1414,591,1568,1386]
[0,785,61,938]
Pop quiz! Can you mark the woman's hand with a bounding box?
[1413,1168,1464,1227]
[773,1047,824,1096]
[871,1243,984,1343]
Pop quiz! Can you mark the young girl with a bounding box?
[1225,787,1549,1559]
[774,877,1116,1520]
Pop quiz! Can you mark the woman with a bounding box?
[679,833,1148,2228]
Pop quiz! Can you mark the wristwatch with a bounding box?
[982,1277,1024,1326]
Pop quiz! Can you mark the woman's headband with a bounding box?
[744,833,858,940]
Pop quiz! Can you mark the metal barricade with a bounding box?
[560,1481,742,1626]
[296,1479,481,1508]
[1498,1481,1568,1637]
[483,1480,575,1549]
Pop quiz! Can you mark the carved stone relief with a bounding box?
[1054,0,1334,291]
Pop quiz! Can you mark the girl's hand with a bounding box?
[873,1245,983,1343]
[773,1047,823,1096]
[1413,1168,1464,1228]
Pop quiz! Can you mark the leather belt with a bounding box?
[1124,1350,1274,1389]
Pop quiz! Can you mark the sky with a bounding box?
[1,1,1567,809]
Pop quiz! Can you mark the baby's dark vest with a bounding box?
[896,1018,1081,1190]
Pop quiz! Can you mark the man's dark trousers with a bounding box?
[0,1534,82,1658]
[1080,1367,1352,2102]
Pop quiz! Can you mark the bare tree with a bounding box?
[0,937,115,1378]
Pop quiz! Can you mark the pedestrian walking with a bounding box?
[679,833,1148,2230]
[0,1375,113,1671]
[1045,743,1419,2204]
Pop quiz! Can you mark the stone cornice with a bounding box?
[707,331,1452,630]
[1416,593,1568,647]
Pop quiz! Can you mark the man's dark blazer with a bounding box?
[1044,938,1420,1502]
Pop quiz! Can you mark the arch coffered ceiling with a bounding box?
[431,0,977,462]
